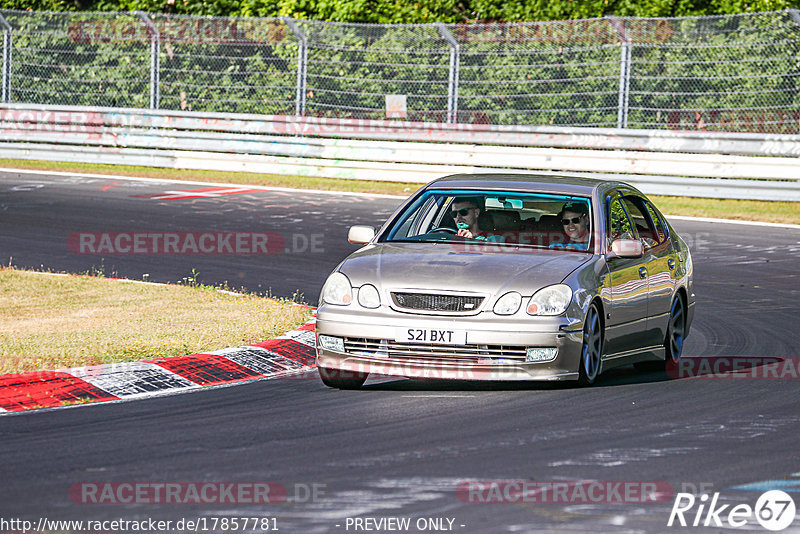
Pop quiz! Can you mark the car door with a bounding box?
[638,198,679,345]
[603,193,652,357]
[618,195,677,349]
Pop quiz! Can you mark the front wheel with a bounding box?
[318,366,368,390]
[578,303,603,386]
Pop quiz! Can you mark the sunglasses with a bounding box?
[562,216,584,225]
[449,208,474,218]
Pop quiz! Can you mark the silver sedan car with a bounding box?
[315,174,694,388]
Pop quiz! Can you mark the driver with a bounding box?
[450,196,483,239]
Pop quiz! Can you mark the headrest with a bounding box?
[490,210,521,231]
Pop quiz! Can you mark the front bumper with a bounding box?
[315,307,584,381]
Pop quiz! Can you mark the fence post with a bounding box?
[0,13,11,104]
[136,12,160,110]
[607,17,631,129]
[436,23,460,124]
[282,17,307,117]
[621,42,631,128]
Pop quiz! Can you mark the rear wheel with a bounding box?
[635,294,686,373]
[665,295,686,364]
[578,303,603,386]
[318,366,368,390]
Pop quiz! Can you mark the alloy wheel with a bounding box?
[666,296,685,363]
[579,304,603,385]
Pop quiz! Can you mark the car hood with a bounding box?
[339,242,592,296]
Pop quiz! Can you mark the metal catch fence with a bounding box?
[0,9,798,132]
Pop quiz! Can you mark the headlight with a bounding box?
[321,272,352,306]
[527,284,573,316]
[357,284,381,308]
[493,291,522,315]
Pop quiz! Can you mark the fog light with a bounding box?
[319,335,344,352]
[526,347,557,362]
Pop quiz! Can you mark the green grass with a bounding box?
[0,268,312,374]
[1,158,797,224]
[646,195,800,225]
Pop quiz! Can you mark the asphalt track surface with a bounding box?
[1,170,800,533]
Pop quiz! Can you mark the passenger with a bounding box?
[558,202,591,250]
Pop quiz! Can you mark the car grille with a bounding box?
[391,292,484,313]
[343,337,527,363]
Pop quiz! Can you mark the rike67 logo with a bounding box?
[668,491,796,531]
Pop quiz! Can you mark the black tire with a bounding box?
[634,294,686,373]
[578,303,604,386]
[318,366,368,390]
[664,294,686,365]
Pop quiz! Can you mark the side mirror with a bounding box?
[348,225,376,245]
[607,238,644,259]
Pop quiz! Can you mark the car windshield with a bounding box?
[380,189,593,251]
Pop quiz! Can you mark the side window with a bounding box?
[420,196,450,233]
[388,213,415,239]
[387,196,438,239]
[621,196,660,248]
[608,196,634,244]
[643,201,668,244]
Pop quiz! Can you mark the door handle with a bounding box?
[638,267,648,279]
[668,258,676,270]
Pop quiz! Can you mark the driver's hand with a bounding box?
[456,229,474,238]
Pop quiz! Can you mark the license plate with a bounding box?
[395,327,467,345]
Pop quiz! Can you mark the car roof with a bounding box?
[426,173,623,196]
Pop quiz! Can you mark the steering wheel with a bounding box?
[428,226,457,234]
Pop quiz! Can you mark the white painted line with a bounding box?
[10,270,259,297]
[667,215,800,230]
[14,270,167,286]
[0,167,407,199]
[401,395,476,398]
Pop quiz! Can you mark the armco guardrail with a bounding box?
[1,104,799,201]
